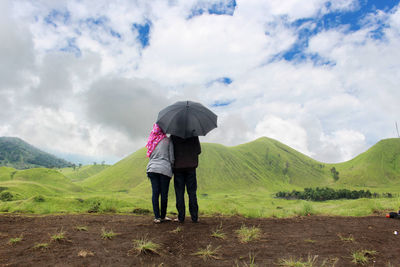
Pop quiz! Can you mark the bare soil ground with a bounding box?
[1,214,400,266]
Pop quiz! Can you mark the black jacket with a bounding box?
[171,135,201,171]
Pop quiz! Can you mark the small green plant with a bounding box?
[338,233,354,242]
[236,225,261,243]
[8,236,23,245]
[0,186,8,193]
[33,195,45,202]
[351,249,377,265]
[278,255,319,266]
[193,244,220,261]
[0,191,13,201]
[75,226,88,231]
[236,252,257,267]
[33,242,49,250]
[131,237,160,255]
[102,206,117,213]
[87,201,101,213]
[170,226,182,233]
[101,228,118,240]
[301,202,315,216]
[132,208,150,215]
[51,230,66,241]
[211,223,226,239]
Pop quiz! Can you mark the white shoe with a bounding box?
[162,217,172,222]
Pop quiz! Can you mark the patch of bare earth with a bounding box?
[1,214,399,266]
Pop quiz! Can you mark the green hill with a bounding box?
[0,167,82,202]
[79,148,149,191]
[1,137,400,216]
[0,137,73,169]
[60,164,110,182]
[81,137,332,192]
[332,138,400,187]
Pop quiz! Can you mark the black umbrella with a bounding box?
[156,101,218,139]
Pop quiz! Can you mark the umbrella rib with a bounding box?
[191,111,206,134]
[190,105,218,127]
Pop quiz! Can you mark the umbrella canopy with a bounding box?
[156,101,218,139]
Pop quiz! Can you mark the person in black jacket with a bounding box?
[171,135,201,223]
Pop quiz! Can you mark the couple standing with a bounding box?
[145,123,201,224]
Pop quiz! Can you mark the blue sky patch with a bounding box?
[81,17,121,42]
[211,99,235,107]
[275,0,398,64]
[217,77,233,84]
[188,0,236,19]
[132,20,152,48]
[84,16,108,28]
[44,9,70,27]
[60,38,81,57]
[207,77,233,87]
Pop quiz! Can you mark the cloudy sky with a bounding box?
[1,0,399,164]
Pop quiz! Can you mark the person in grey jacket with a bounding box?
[145,124,174,223]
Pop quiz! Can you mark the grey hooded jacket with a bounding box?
[146,137,175,178]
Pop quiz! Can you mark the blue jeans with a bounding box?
[147,172,171,219]
[174,170,198,222]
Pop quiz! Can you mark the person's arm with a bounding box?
[169,139,175,166]
[195,137,201,155]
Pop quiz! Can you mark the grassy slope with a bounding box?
[1,137,400,216]
[0,167,16,181]
[79,148,148,191]
[0,167,82,200]
[60,165,110,181]
[333,138,400,187]
[81,137,333,193]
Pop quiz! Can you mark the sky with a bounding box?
[1,0,400,165]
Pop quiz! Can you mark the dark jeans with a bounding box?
[147,172,171,219]
[174,169,198,222]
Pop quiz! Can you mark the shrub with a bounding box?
[0,191,13,201]
[87,201,101,213]
[276,187,385,201]
[132,208,150,215]
[0,187,8,193]
[33,195,45,202]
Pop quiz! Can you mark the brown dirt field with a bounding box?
[0,214,400,266]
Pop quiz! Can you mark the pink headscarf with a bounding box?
[145,124,167,157]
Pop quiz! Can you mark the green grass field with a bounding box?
[1,137,400,217]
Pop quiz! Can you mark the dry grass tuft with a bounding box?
[193,244,221,261]
[236,225,261,243]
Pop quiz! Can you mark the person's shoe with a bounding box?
[161,217,172,222]
[153,218,161,223]
[174,218,184,223]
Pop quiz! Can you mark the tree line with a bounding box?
[276,187,394,201]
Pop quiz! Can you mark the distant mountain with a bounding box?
[0,137,73,169]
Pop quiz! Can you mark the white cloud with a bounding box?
[1,0,400,164]
[251,115,313,156]
[318,130,367,163]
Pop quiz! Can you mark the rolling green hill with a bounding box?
[331,138,400,187]
[0,167,82,199]
[0,137,73,169]
[80,137,333,193]
[1,137,400,216]
[60,164,110,182]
